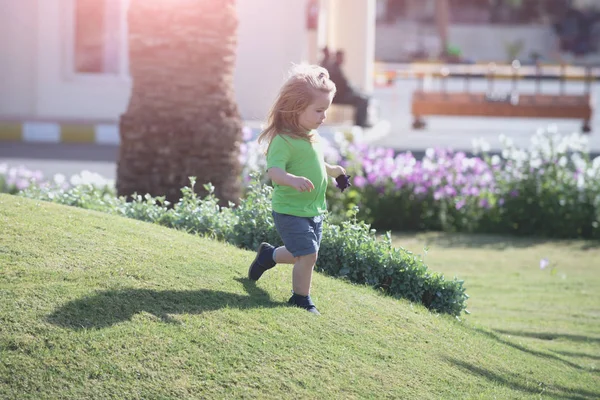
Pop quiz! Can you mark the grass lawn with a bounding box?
[1,194,599,399]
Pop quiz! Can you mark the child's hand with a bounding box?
[328,165,346,177]
[289,176,315,192]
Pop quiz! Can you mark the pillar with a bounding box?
[322,0,375,93]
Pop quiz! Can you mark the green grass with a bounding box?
[1,194,599,399]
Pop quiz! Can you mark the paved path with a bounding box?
[0,142,117,181]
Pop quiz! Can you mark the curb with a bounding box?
[0,121,120,145]
[0,120,360,145]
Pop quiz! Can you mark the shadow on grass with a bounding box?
[445,357,600,400]
[393,232,600,250]
[47,278,285,330]
[551,350,600,361]
[494,329,600,345]
[471,327,598,374]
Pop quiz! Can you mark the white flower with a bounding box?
[586,165,595,176]
[53,174,66,186]
[571,153,587,173]
[577,174,585,190]
[567,132,589,153]
[491,155,501,166]
[540,258,549,270]
[481,140,491,152]
[499,134,513,148]
[592,156,600,171]
[530,158,542,169]
[471,138,491,155]
[69,170,112,188]
[558,156,568,167]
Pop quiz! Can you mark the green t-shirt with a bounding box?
[266,133,328,217]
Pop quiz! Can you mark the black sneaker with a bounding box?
[248,242,276,281]
[288,293,320,315]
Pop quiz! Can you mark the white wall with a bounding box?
[234,0,308,121]
[0,0,37,117]
[0,0,329,123]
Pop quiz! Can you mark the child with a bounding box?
[247,64,346,315]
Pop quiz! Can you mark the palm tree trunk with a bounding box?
[117,0,242,206]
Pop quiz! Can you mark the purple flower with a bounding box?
[469,187,480,197]
[16,179,30,190]
[539,258,549,270]
[353,175,367,188]
[444,186,457,197]
[367,173,378,185]
[414,186,427,195]
[455,199,466,210]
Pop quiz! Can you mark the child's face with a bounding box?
[298,91,333,131]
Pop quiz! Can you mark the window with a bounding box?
[67,0,126,77]
[74,0,121,74]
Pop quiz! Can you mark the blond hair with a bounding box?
[258,64,336,150]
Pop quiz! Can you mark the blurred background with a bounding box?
[0,0,599,179]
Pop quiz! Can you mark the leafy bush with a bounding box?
[228,177,282,250]
[323,128,600,239]
[17,175,468,317]
[487,131,600,238]
[318,211,467,316]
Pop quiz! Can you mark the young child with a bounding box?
[247,64,346,315]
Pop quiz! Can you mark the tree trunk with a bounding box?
[117,0,242,206]
[435,0,449,57]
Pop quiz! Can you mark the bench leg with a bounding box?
[582,120,591,134]
[412,115,426,130]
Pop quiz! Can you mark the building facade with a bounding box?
[0,0,375,143]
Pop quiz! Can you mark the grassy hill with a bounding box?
[1,194,598,399]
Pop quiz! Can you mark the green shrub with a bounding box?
[228,177,282,250]
[18,176,468,317]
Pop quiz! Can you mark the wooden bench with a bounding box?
[409,61,598,133]
[411,90,593,133]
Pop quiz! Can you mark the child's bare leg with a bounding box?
[273,246,295,264]
[292,252,317,296]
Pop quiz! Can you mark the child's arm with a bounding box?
[325,162,346,178]
[268,167,315,192]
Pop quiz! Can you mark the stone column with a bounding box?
[325,0,375,93]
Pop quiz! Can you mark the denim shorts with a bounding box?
[272,211,323,257]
